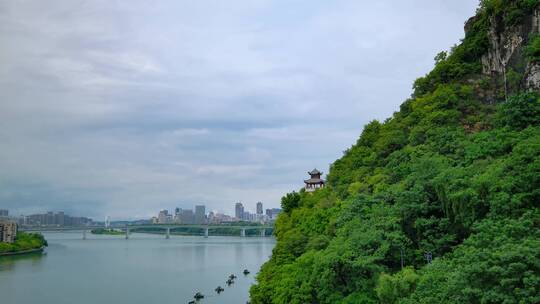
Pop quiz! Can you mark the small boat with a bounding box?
[188,301,195,304]
[215,286,225,293]
[229,274,237,280]
[226,278,234,286]
[193,292,204,300]
[243,269,250,275]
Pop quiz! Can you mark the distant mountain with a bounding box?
[250,1,540,303]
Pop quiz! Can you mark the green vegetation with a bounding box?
[525,34,540,62]
[414,0,539,97]
[91,228,125,235]
[0,232,48,254]
[250,1,540,303]
[481,0,539,26]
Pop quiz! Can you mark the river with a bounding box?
[0,231,275,304]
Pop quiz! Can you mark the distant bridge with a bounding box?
[20,224,274,239]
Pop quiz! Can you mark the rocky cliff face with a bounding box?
[479,4,540,90]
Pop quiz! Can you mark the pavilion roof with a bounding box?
[308,168,322,175]
[304,178,325,184]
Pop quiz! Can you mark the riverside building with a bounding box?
[195,205,206,224]
[256,202,263,215]
[235,202,244,220]
[0,219,17,243]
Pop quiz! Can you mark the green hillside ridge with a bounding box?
[250,1,540,303]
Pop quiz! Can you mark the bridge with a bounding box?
[21,224,274,240]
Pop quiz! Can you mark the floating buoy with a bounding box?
[193,292,204,300]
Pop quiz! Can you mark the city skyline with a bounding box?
[156,201,278,222]
[0,199,275,222]
[1,198,279,221]
[1,199,282,226]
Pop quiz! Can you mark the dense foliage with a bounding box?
[251,1,540,303]
[0,232,47,254]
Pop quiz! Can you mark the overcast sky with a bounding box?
[0,0,479,220]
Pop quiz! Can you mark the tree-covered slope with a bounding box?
[251,1,540,303]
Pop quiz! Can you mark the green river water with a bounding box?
[0,231,275,304]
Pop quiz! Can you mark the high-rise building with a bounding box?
[158,210,172,224]
[55,211,65,226]
[0,219,17,243]
[23,212,92,227]
[180,210,194,224]
[17,215,26,226]
[46,212,54,225]
[256,202,263,215]
[265,208,282,220]
[175,207,181,216]
[270,208,282,219]
[243,211,256,221]
[0,209,8,217]
[195,205,206,224]
[235,202,244,220]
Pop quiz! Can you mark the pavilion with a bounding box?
[304,168,325,192]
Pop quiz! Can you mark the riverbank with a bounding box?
[0,232,47,257]
[0,246,45,257]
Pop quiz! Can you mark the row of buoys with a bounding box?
[188,269,250,303]
[188,291,205,303]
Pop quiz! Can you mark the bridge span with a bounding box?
[21,224,274,240]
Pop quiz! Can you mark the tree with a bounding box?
[497,92,540,129]
[281,191,301,213]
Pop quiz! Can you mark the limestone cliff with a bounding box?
[478,3,540,90]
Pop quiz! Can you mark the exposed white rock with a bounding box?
[480,5,540,90]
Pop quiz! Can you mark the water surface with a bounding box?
[0,232,275,304]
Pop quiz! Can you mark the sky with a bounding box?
[0,0,479,220]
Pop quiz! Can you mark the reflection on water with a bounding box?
[0,231,275,304]
[0,251,45,272]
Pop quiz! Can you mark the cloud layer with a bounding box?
[0,0,478,219]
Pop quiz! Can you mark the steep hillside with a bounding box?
[251,1,540,303]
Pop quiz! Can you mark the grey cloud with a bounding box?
[0,0,479,219]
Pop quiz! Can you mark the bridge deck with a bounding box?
[20,224,273,232]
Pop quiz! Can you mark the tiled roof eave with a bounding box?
[304,179,325,184]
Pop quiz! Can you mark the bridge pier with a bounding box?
[166,227,170,239]
[125,227,129,239]
[204,228,209,238]
[260,228,265,237]
[240,228,246,237]
[83,229,87,240]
